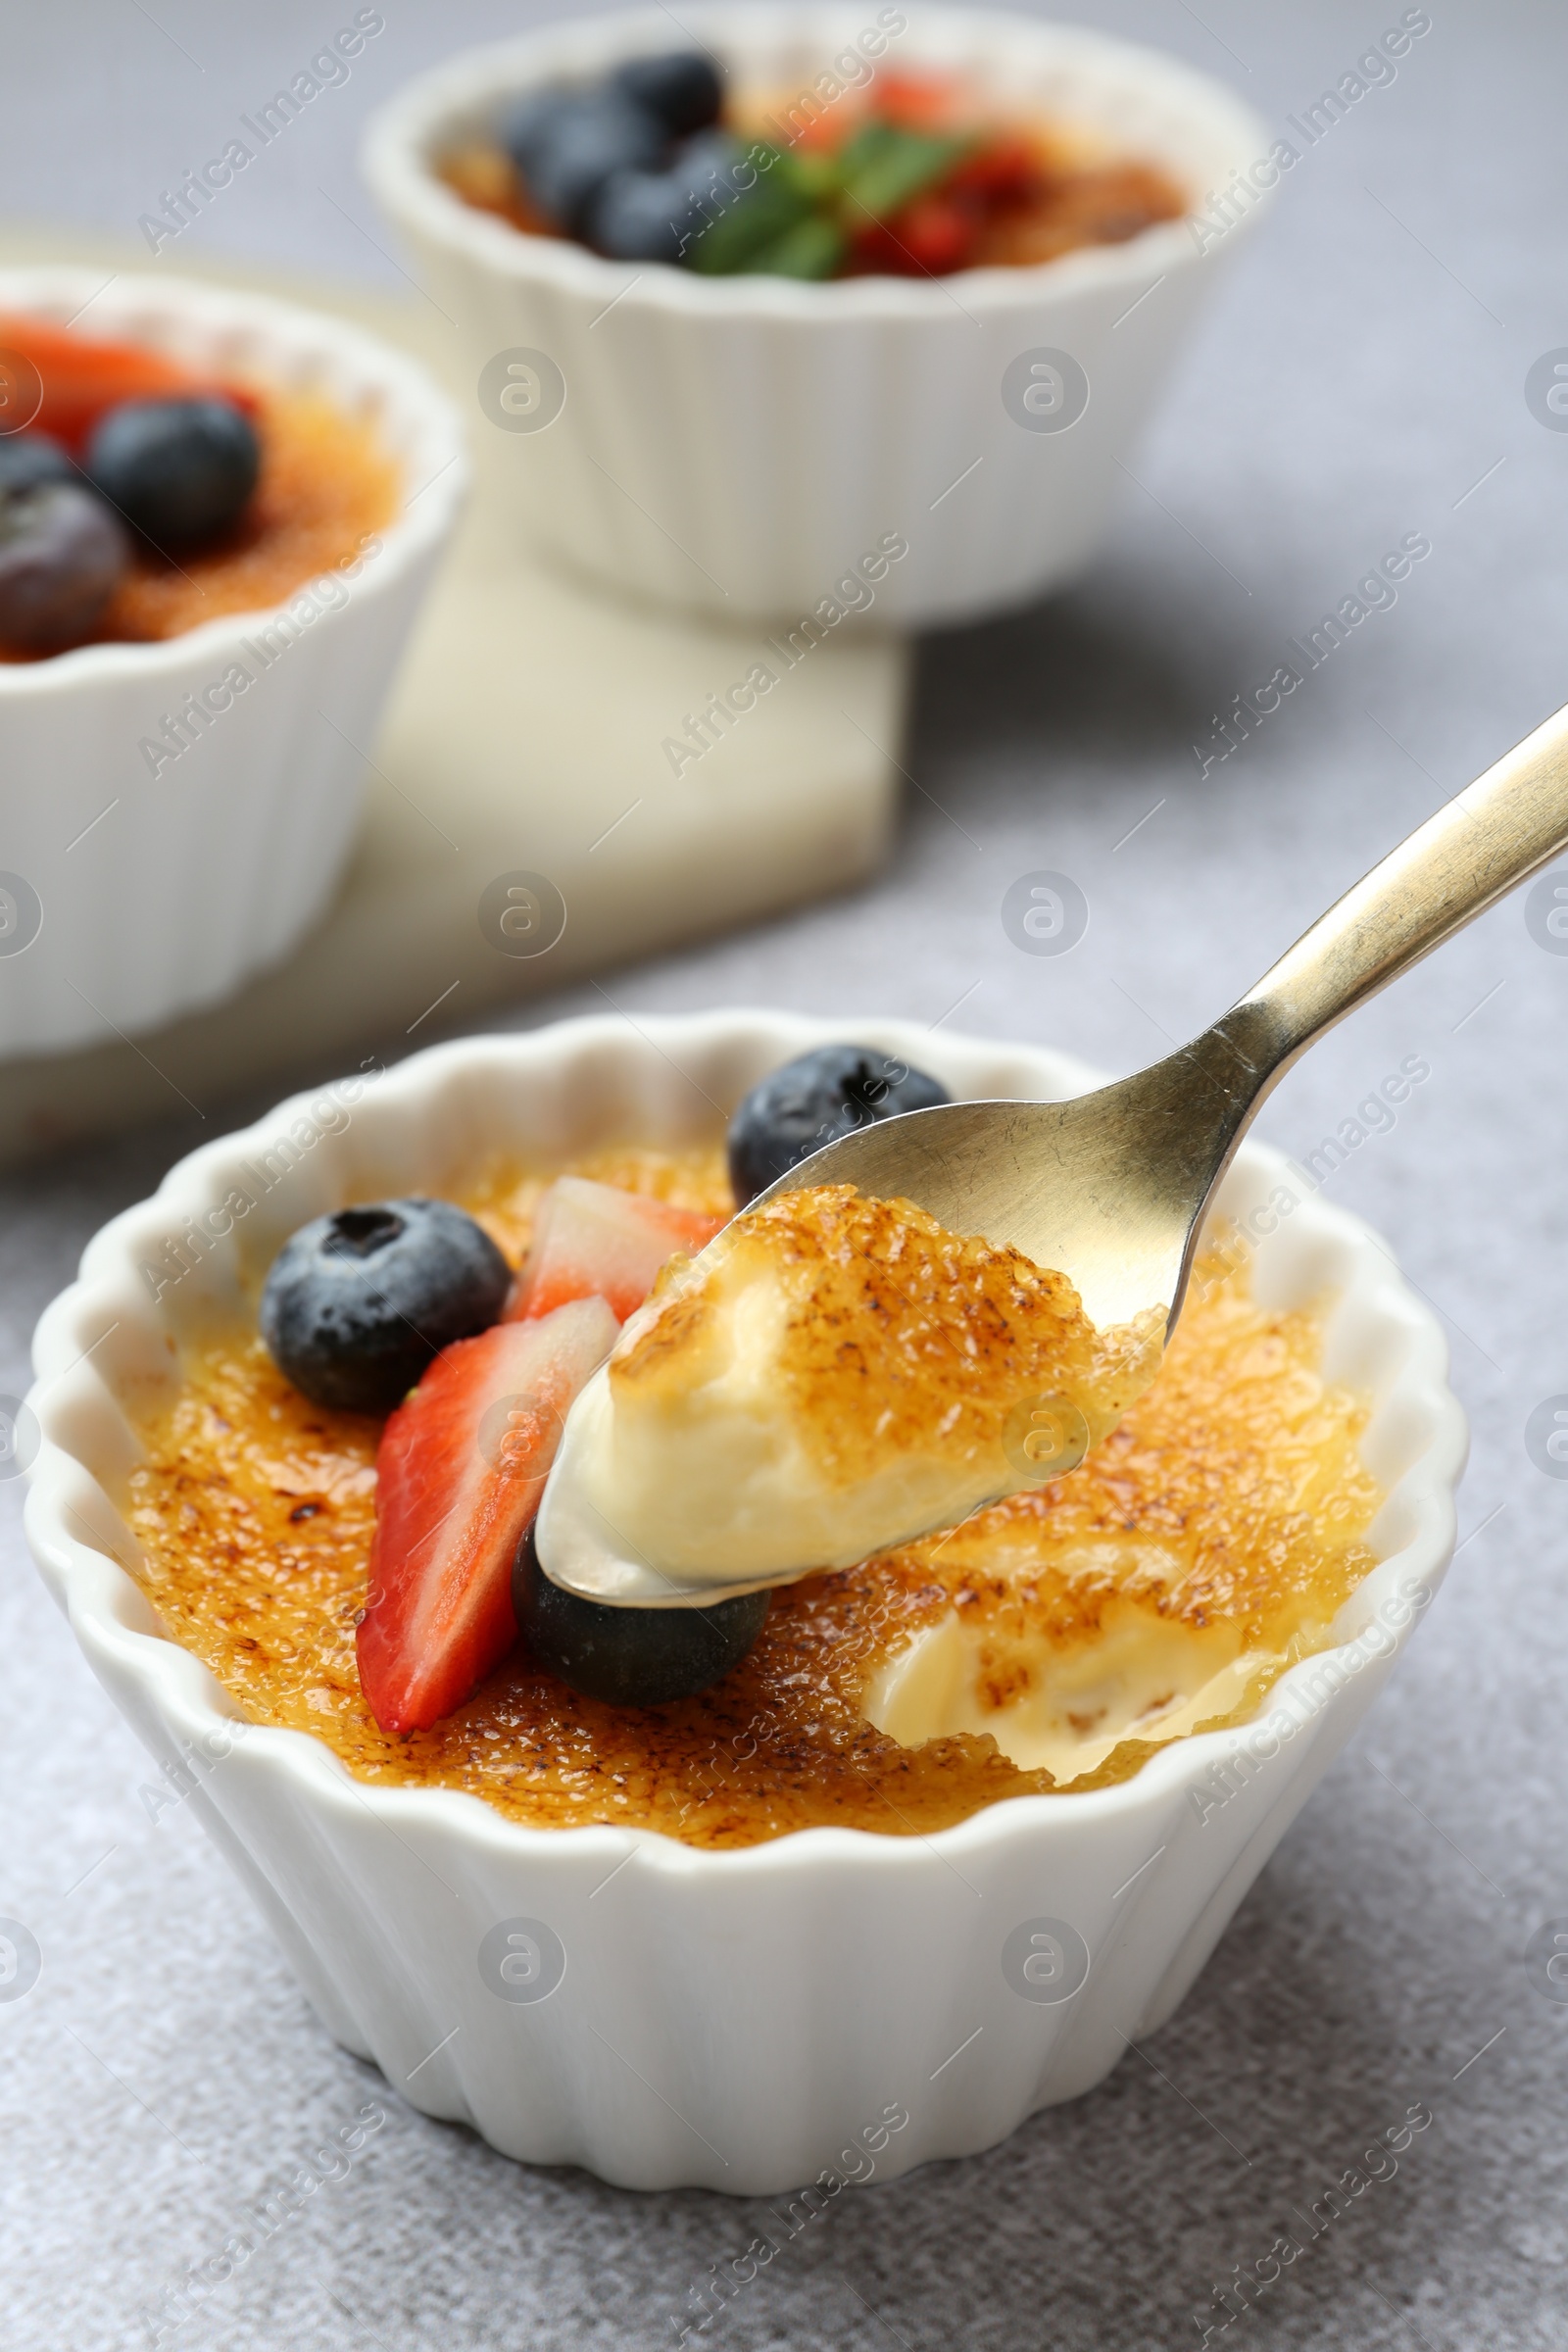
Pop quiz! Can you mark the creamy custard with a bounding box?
[543,1183,1165,1588]
[122,1145,1382,1847]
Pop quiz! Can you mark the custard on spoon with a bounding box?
[536,1180,1162,1605]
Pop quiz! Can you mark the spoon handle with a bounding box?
[1223,698,1568,1070]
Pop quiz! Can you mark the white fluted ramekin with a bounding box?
[23,1015,1463,2195]
[362,7,1267,626]
[0,269,466,1056]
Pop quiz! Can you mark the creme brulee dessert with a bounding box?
[124,1112,1383,1848]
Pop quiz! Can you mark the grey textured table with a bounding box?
[5,4,1568,2346]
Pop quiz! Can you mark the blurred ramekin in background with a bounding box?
[362,6,1269,626]
[0,270,466,1057]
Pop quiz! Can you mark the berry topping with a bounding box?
[0,430,75,496]
[448,66,1187,282]
[0,481,128,649]
[0,313,261,454]
[727,1044,951,1206]
[609,51,723,140]
[514,90,666,231]
[85,395,260,550]
[514,1524,768,1707]
[496,88,558,167]
[260,1198,512,1416]
[359,1298,618,1733]
[582,168,691,263]
[584,131,743,263]
[507,1176,724,1323]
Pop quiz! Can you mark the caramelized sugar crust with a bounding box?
[123,1146,1381,1847]
[968,161,1185,267]
[612,1183,1164,1487]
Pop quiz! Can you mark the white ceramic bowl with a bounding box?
[361,6,1269,627]
[22,1014,1463,2195]
[0,269,466,1057]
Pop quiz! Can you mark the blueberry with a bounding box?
[583,169,689,263]
[610,51,723,139]
[514,1524,768,1706]
[584,132,744,262]
[516,91,666,231]
[0,431,75,496]
[497,87,560,172]
[0,481,128,649]
[728,1044,953,1206]
[85,396,259,550]
[260,1198,511,1415]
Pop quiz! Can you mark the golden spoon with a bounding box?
[540,700,1568,1605]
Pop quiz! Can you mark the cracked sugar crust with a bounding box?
[122,1229,1378,1844]
[610,1183,1165,1492]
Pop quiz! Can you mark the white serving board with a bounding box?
[0,238,908,1164]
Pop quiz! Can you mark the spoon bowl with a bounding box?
[539,697,1568,1607]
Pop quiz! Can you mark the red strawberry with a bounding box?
[357,1297,616,1734]
[945,133,1039,205]
[0,314,262,454]
[506,1176,725,1325]
[870,72,961,132]
[881,195,977,275]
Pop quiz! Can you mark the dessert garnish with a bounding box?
[511,1522,769,1712]
[726,1041,949,1204]
[506,1176,722,1322]
[359,1299,617,1733]
[0,313,260,451]
[0,473,126,650]
[260,1198,512,1414]
[86,395,259,549]
[438,54,1186,279]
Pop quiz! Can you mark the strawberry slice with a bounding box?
[357,1296,617,1734]
[945,133,1040,205]
[875,195,977,275]
[507,1176,725,1324]
[0,314,262,454]
[869,72,963,132]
